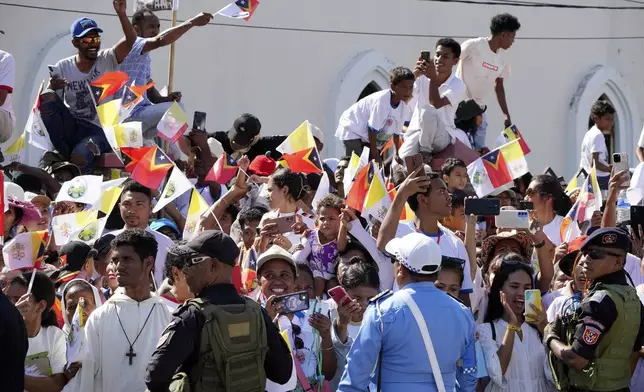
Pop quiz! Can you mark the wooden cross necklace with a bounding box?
[115,303,157,365]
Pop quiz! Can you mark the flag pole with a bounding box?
[27,268,37,295]
[164,9,178,154]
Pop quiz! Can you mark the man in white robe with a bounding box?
[63,229,171,392]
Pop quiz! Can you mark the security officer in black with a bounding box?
[145,230,293,392]
[544,228,644,392]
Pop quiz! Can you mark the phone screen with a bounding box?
[193,111,207,131]
[274,291,310,314]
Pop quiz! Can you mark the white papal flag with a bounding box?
[154,166,194,213]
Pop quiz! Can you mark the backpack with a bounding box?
[170,297,269,392]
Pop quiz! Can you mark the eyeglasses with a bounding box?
[78,36,101,44]
[185,255,210,268]
[581,249,623,260]
[291,323,304,350]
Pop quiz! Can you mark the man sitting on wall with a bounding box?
[39,0,136,173]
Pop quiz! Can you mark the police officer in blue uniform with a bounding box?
[338,232,477,392]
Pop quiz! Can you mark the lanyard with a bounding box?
[415,226,442,244]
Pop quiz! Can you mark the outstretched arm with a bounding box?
[142,13,213,53]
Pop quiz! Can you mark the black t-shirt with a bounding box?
[0,291,29,392]
[212,131,287,161]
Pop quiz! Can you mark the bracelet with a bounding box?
[321,345,334,351]
[507,324,522,332]
[533,240,546,249]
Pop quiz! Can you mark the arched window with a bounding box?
[357,82,381,102]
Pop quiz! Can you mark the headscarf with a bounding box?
[60,278,104,334]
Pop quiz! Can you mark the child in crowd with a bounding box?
[441,189,467,233]
[434,257,465,298]
[294,194,346,298]
[441,158,468,192]
[580,100,614,190]
[334,67,414,163]
[237,207,268,263]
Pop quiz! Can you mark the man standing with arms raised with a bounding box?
[64,229,171,392]
[456,13,520,150]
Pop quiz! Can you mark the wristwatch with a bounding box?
[533,240,546,249]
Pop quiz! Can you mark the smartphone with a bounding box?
[265,216,296,234]
[495,209,530,229]
[420,50,431,62]
[519,201,534,211]
[404,153,424,175]
[464,198,501,216]
[193,111,207,132]
[631,206,644,239]
[524,289,542,323]
[306,298,330,318]
[613,153,630,187]
[328,286,352,306]
[273,291,310,314]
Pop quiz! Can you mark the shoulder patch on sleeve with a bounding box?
[583,326,601,345]
[588,290,608,304]
[369,290,393,303]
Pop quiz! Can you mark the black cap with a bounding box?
[177,230,240,267]
[228,113,261,149]
[581,227,629,252]
[58,241,97,275]
[48,161,81,177]
[94,234,116,258]
[455,99,486,122]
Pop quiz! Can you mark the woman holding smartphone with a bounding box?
[328,258,380,390]
[476,254,554,392]
[524,175,573,246]
[257,246,336,391]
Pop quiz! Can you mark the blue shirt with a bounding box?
[116,37,151,115]
[338,282,477,392]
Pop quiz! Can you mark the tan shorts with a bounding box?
[0,109,14,144]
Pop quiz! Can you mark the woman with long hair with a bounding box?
[7,271,66,392]
[476,254,554,392]
[525,175,573,246]
[260,168,314,252]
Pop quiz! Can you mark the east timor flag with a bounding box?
[235,0,259,21]
[89,71,129,105]
[280,146,323,174]
[205,152,238,184]
[482,149,512,188]
[120,146,155,173]
[131,146,173,189]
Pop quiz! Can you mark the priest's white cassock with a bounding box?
[63,291,171,392]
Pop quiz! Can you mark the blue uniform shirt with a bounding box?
[338,282,477,392]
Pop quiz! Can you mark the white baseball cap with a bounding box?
[385,232,442,275]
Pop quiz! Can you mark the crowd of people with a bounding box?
[2,1,644,392]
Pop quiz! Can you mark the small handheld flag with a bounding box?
[279,147,323,174]
[205,152,238,184]
[131,146,174,189]
[89,71,129,105]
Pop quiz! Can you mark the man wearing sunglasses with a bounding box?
[40,0,137,173]
[145,230,294,392]
[544,228,644,392]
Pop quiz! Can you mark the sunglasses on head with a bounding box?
[581,248,623,260]
[500,258,534,273]
[77,36,101,44]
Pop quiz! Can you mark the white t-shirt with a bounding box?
[456,37,510,106]
[335,89,410,147]
[396,222,473,294]
[25,326,66,376]
[543,215,565,246]
[52,48,118,124]
[406,73,467,132]
[580,125,610,177]
[0,50,15,118]
[638,125,644,149]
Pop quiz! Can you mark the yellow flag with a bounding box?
[565,176,578,194]
[3,132,26,163]
[183,189,209,240]
[104,122,143,150]
[279,329,293,352]
[97,98,122,128]
[363,169,390,222]
[276,120,317,154]
[99,186,123,215]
